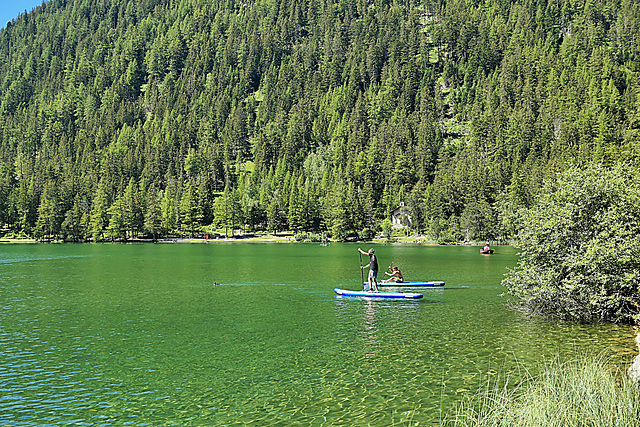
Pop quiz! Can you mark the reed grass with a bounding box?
[445,353,640,427]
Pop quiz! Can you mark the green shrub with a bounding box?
[294,232,322,242]
[359,228,373,240]
[381,219,393,240]
[503,164,640,323]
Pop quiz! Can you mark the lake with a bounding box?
[0,242,635,425]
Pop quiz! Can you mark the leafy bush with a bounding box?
[380,219,393,240]
[502,164,640,323]
[294,232,322,242]
[359,228,373,240]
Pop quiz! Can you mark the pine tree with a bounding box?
[106,195,125,241]
[144,184,162,240]
[288,174,305,232]
[123,178,142,238]
[266,191,284,234]
[160,188,177,236]
[90,181,110,242]
[35,183,61,240]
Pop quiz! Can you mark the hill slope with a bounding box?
[0,0,638,241]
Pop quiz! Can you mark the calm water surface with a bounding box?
[0,243,635,425]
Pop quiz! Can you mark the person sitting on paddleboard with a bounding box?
[383,266,404,283]
[358,248,379,292]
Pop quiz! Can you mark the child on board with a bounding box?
[383,266,404,284]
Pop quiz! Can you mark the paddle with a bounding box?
[382,261,393,284]
[359,252,365,290]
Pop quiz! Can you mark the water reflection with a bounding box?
[362,300,378,346]
[334,296,427,365]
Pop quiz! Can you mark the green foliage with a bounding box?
[144,184,161,239]
[380,218,393,240]
[503,164,640,323]
[213,184,240,237]
[293,232,322,243]
[0,0,639,250]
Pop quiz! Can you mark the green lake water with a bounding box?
[0,242,636,425]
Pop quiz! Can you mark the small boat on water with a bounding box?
[334,288,423,299]
[480,248,494,254]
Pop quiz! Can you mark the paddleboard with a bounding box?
[374,281,445,288]
[334,288,423,299]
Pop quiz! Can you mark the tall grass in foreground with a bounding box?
[445,354,640,427]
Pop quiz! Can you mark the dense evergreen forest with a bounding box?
[1,0,639,242]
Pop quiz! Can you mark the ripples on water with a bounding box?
[0,243,635,425]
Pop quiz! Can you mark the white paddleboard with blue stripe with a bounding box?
[334,288,423,299]
[375,281,445,288]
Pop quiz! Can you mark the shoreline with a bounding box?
[0,235,505,245]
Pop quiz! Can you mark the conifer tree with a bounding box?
[106,195,126,241]
[90,181,110,242]
[35,183,61,240]
[144,184,162,240]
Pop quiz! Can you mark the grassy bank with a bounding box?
[444,354,640,426]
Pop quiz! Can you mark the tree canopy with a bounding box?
[0,0,639,242]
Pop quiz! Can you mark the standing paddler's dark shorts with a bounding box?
[369,269,378,280]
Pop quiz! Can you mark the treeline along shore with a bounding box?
[1,0,639,244]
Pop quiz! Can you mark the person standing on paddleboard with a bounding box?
[358,248,379,292]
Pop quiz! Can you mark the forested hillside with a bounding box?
[0,0,639,241]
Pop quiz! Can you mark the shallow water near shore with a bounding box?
[0,242,635,425]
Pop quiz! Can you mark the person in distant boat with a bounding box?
[483,239,491,252]
[383,266,404,284]
[358,247,379,292]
